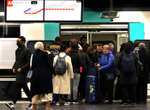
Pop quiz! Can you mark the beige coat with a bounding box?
[53,52,74,94]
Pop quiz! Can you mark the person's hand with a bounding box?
[17,68,22,72]
[98,67,101,71]
[97,64,101,71]
[12,69,15,73]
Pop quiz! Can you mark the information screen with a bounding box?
[5,0,82,22]
[45,0,82,21]
[6,0,43,21]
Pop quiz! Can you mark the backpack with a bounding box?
[55,55,67,75]
[121,52,136,73]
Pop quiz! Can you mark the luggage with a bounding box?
[85,75,97,103]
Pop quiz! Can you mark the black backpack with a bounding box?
[121,52,136,73]
[55,55,67,75]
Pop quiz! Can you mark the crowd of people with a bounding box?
[6,36,150,110]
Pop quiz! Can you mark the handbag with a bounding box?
[26,54,33,81]
[27,70,33,81]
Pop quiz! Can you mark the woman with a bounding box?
[53,44,74,105]
[98,45,115,104]
[31,42,54,110]
[118,42,137,105]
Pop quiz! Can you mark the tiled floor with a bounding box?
[0,102,150,110]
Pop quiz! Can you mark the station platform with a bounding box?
[0,101,150,110]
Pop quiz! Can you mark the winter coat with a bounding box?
[53,52,74,94]
[68,51,81,73]
[13,45,31,84]
[99,51,115,77]
[31,49,54,97]
[118,51,137,85]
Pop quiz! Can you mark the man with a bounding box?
[80,35,89,52]
[6,36,32,110]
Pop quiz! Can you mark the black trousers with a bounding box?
[101,78,114,102]
[12,83,31,104]
[121,85,136,103]
[78,75,86,100]
[136,82,147,103]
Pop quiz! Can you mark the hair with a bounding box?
[108,43,114,49]
[80,35,86,42]
[55,36,61,42]
[92,43,97,49]
[71,43,78,51]
[60,44,66,52]
[18,36,26,43]
[44,43,50,51]
[97,43,103,47]
[34,42,44,50]
[120,43,126,52]
[103,44,109,50]
[133,40,140,49]
[138,42,146,49]
[124,42,132,53]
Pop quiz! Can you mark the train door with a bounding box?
[90,32,128,52]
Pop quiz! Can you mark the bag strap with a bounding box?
[30,54,33,69]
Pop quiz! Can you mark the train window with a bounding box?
[4,25,20,38]
[0,0,4,12]
[0,26,3,37]
[114,0,150,11]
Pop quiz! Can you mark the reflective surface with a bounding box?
[0,102,150,110]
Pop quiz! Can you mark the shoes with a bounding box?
[27,104,32,110]
[105,101,113,104]
[120,103,128,106]
[5,103,15,110]
[55,102,60,106]
[64,102,70,106]
[72,102,79,105]
[128,103,136,106]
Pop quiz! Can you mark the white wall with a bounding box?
[114,11,150,39]
[20,23,44,40]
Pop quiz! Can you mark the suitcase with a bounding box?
[85,75,97,103]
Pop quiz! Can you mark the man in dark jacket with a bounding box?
[6,36,32,110]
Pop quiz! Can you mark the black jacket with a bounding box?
[31,49,54,97]
[13,45,31,84]
[68,50,81,73]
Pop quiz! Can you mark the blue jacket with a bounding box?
[99,51,115,75]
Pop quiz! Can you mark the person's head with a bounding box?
[71,43,78,51]
[92,43,97,50]
[120,43,126,52]
[133,40,140,49]
[34,42,44,50]
[60,44,66,52]
[138,42,146,49]
[124,42,132,53]
[16,36,26,47]
[108,43,114,52]
[96,43,103,52]
[55,36,61,43]
[103,45,109,54]
[80,36,87,44]
[44,44,50,51]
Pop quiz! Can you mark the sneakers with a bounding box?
[72,101,79,105]
[27,104,32,110]
[55,102,60,106]
[64,102,70,106]
[5,103,15,110]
